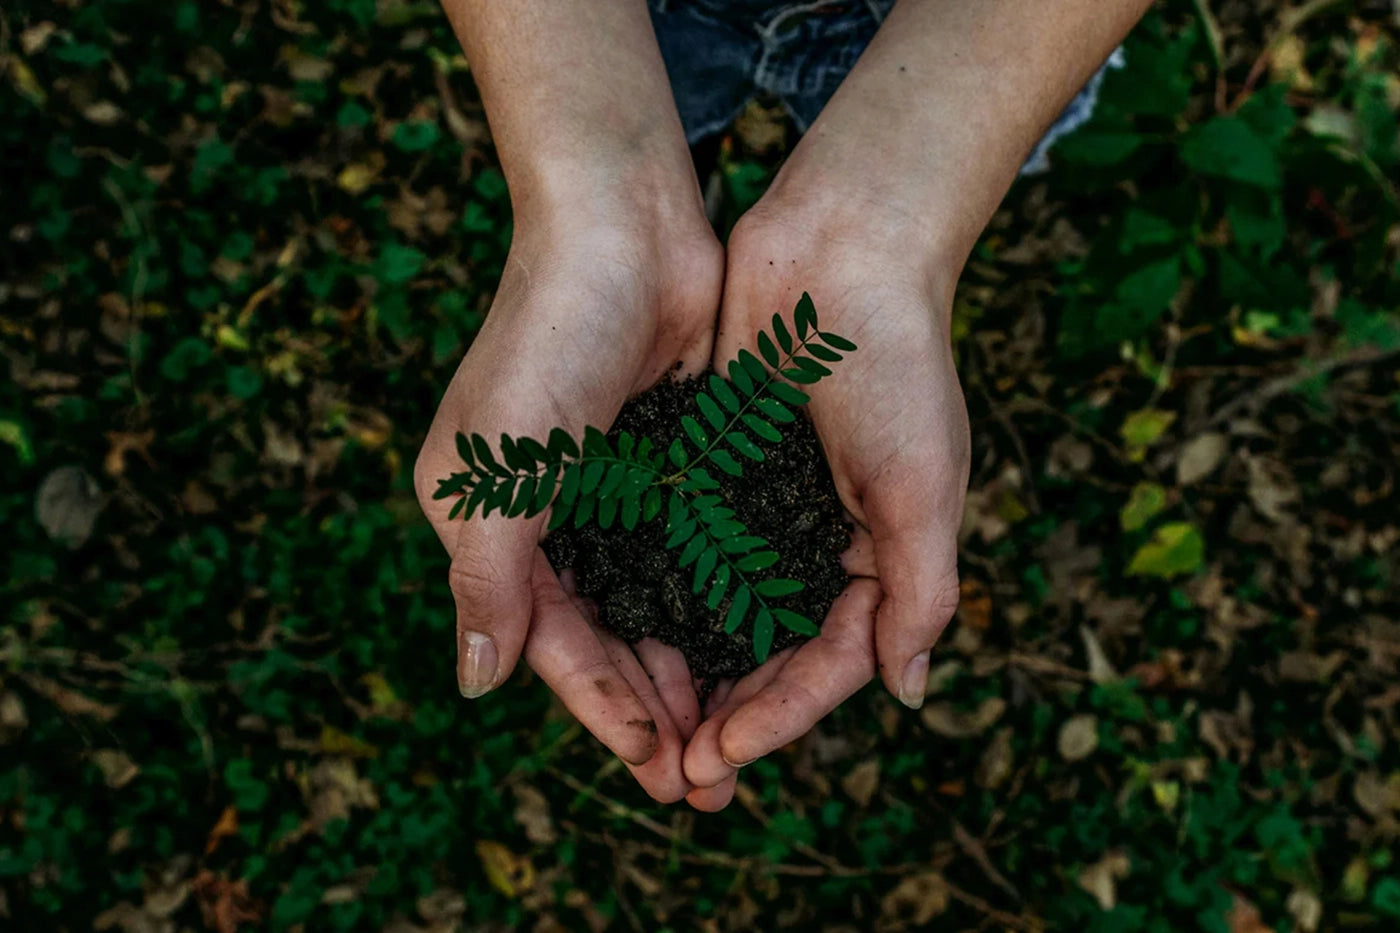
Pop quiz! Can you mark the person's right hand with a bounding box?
[414,193,723,803]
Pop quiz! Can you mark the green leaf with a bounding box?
[596,495,618,530]
[559,463,581,506]
[758,331,781,368]
[678,534,706,567]
[548,427,579,459]
[448,496,468,520]
[533,464,559,511]
[794,293,818,336]
[1126,522,1205,579]
[455,432,475,467]
[687,467,721,491]
[500,434,531,471]
[709,376,741,412]
[519,436,551,465]
[508,477,537,517]
[598,462,627,498]
[681,415,708,450]
[668,438,687,469]
[806,344,842,363]
[818,331,857,352]
[773,609,820,636]
[1121,482,1168,532]
[738,349,767,384]
[666,518,695,549]
[582,425,611,457]
[720,535,766,554]
[707,566,731,610]
[392,120,441,152]
[617,431,635,460]
[725,587,751,634]
[620,493,640,530]
[572,494,594,528]
[472,434,507,476]
[486,477,516,516]
[581,461,605,494]
[1180,115,1281,188]
[726,432,764,461]
[754,578,804,598]
[696,393,726,431]
[737,551,779,572]
[768,382,810,406]
[642,486,662,522]
[433,474,469,500]
[465,482,492,520]
[792,356,832,378]
[692,547,718,594]
[782,367,822,385]
[547,503,571,532]
[754,397,796,423]
[772,314,793,354]
[753,610,775,663]
[742,413,782,443]
[728,359,755,396]
[709,448,743,476]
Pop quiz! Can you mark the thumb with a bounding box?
[870,508,962,710]
[448,511,538,698]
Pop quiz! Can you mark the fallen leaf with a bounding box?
[880,871,950,926]
[204,805,239,856]
[921,697,1007,739]
[512,784,556,845]
[1121,409,1176,461]
[1120,482,1168,531]
[1079,625,1120,684]
[92,749,140,788]
[1127,522,1205,579]
[841,759,880,807]
[956,578,992,631]
[1058,714,1099,761]
[476,840,535,898]
[1078,850,1131,910]
[36,465,104,548]
[1177,432,1229,485]
[975,726,1015,789]
[1286,888,1322,932]
[1225,892,1274,933]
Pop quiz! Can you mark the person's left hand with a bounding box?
[679,197,972,811]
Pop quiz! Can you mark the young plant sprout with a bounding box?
[433,293,856,663]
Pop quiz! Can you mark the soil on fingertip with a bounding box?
[541,369,851,686]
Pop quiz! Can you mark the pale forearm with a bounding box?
[761,0,1152,273]
[439,0,702,227]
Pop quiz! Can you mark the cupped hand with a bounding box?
[414,206,723,803]
[682,207,971,810]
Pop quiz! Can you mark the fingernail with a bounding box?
[722,754,757,769]
[899,651,930,710]
[458,631,498,699]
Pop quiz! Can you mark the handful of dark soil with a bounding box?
[542,371,851,684]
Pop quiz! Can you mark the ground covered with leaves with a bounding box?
[2,1,1399,930]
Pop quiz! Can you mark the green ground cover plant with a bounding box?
[1,1,1398,931]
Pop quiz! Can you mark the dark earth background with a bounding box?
[3,0,1400,931]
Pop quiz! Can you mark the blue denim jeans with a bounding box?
[648,0,1123,175]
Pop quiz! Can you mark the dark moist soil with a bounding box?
[542,369,850,685]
